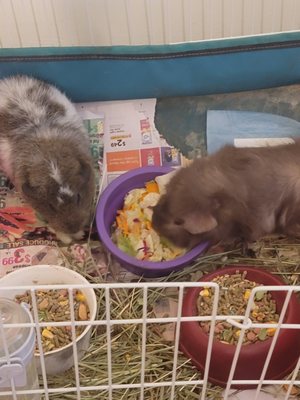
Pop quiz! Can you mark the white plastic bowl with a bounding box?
[0,265,97,375]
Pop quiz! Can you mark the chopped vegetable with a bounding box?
[111,176,186,262]
[145,180,159,193]
[155,170,177,195]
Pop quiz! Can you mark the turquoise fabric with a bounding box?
[0,32,300,102]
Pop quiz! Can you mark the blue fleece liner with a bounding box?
[0,32,300,102]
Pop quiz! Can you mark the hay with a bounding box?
[41,235,300,399]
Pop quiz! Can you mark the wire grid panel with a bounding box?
[0,281,299,400]
[1,0,300,48]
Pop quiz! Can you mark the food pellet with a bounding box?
[15,289,90,353]
[196,271,280,345]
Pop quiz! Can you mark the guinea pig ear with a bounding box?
[182,211,218,235]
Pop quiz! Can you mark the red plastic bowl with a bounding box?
[180,266,300,388]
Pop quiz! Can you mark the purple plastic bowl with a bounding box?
[96,166,208,277]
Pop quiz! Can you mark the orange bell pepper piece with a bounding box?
[145,181,159,193]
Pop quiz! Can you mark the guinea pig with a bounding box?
[152,141,300,249]
[0,75,96,243]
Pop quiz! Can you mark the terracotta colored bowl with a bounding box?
[180,265,300,388]
[96,166,208,277]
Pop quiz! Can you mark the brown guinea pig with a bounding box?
[0,75,96,243]
[152,141,300,249]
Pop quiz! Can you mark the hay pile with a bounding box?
[43,235,300,399]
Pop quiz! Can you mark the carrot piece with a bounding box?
[131,221,141,236]
[116,213,129,235]
[122,217,129,235]
[145,220,152,230]
[116,215,122,228]
[145,181,159,193]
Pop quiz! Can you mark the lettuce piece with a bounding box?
[116,233,136,257]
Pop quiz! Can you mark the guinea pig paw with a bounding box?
[72,230,85,241]
[47,226,56,234]
[54,231,74,244]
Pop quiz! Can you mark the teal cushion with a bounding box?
[1,32,300,102]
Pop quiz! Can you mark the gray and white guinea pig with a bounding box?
[0,75,96,243]
[152,142,300,249]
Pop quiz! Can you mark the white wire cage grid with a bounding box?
[0,280,299,400]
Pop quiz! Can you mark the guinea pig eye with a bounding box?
[76,193,81,206]
[174,218,184,226]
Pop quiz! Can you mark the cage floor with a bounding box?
[30,234,299,400]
